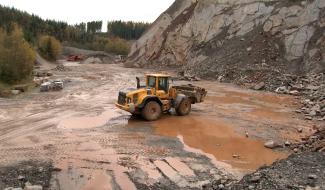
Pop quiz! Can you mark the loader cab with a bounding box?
[146,74,170,99]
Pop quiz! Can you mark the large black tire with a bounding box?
[176,98,191,116]
[142,101,162,121]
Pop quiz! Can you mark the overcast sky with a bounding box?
[1,0,174,31]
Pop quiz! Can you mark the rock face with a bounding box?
[127,0,325,80]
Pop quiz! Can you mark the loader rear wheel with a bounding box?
[142,101,162,121]
[176,98,191,116]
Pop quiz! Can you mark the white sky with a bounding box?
[0,0,174,31]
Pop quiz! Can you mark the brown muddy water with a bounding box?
[153,116,287,172]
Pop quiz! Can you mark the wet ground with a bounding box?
[0,63,316,189]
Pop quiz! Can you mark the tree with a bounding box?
[87,21,102,34]
[38,35,62,60]
[107,20,150,40]
[0,25,35,84]
[0,5,146,55]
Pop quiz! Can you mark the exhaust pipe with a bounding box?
[136,77,140,89]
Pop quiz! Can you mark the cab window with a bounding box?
[158,77,168,92]
[148,76,156,88]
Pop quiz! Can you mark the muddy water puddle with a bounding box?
[150,116,288,174]
[205,89,296,123]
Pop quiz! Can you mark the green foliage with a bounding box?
[0,25,35,84]
[0,5,148,56]
[105,37,130,55]
[107,21,150,40]
[38,35,62,60]
[68,36,130,55]
[87,21,102,34]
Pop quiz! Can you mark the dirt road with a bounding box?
[0,63,315,189]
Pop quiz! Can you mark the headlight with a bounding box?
[133,94,138,104]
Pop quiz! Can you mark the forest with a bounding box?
[0,5,150,51]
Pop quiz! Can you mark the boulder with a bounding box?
[309,110,317,117]
[11,90,21,95]
[249,173,262,183]
[284,141,291,146]
[263,21,273,32]
[253,82,265,90]
[264,140,280,149]
[289,90,299,96]
[275,86,288,94]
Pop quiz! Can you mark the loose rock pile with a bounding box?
[273,73,325,121]
[0,161,52,190]
[290,126,325,153]
[227,152,325,190]
[203,175,236,190]
[52,64,71,72]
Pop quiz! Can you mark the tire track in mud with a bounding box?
[48,127,224,189]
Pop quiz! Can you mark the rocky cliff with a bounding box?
[127,0,325,85]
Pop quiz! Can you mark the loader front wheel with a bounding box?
[142,101,162,121]
[176,98,191,116]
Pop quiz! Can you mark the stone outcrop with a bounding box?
[126,0,325,78]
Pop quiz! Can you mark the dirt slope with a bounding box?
[126,0,325,81]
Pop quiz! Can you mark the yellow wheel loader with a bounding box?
[115,74,207,121]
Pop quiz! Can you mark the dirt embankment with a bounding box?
[63,46,118,64]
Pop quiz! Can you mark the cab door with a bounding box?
[156,77,169,99]
[147,76,157,94]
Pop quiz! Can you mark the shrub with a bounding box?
[65,36,130,55]
[105,37,130,55]
[0,24,35,84]
[38,35,62,60]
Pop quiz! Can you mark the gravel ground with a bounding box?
[227,152,325,190]
[0,161,53,190]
